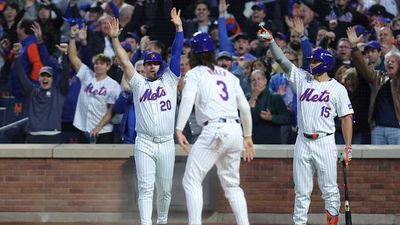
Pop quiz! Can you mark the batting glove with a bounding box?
[339,146,352,165]
[257,27,274,43]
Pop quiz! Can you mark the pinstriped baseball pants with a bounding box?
[182,123,249,225]
[134,137,175,225]
[293,134,340,225]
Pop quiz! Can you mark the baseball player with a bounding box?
[258,25,353,225]
[108,8,183,225]
[175,32,255,225]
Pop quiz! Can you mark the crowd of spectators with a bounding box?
[0,0,399,144]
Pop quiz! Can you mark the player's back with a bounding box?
[186,65,241,126]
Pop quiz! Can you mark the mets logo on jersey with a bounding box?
[140,86,166,102]
[299,88,330,102]
[348,103,353,109]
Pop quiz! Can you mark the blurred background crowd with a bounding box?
[0,0,399,145]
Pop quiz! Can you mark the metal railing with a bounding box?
[0,117,28,133]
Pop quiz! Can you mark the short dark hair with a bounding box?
[189,51,215,70]
[5,3,19,12]
[18,19,34,35]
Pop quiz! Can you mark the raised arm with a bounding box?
[68,25,83,72]
[258,27,293,76]
[13,43,34,94]
[56,43,70,95]
[108,18,135,81]
[346,26,377,83]
[218,0,234,53]
[169,7,184,77]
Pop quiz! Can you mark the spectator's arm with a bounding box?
[68,25,83,72]
[218,0,234,53]
[351,49,377,83]
[59,54,70,95]
[15,56,34,94]
[270,95,291,124]
[26,43,44,81]
[218,17,234,53]
[91,104,114,136]
[108,1,120,18]
[38,42,59,68]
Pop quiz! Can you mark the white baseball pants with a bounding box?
[182,122,249,225]
[293,134,340,225]
[135,137,175,225]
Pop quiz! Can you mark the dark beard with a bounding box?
[290,42,301,51]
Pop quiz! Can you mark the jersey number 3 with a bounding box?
[217,80,229,101]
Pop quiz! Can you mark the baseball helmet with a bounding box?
[306,48,333,75]
[191,32,215,54]
[144,51,162,65]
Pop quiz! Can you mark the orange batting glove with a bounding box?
[339,146,352,166]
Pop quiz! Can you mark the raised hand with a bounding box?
[108,17,121,38]
[346,26,362,48]
[0,38,10,50]
[170,7,182,30]
[257,25,273,43]
[31,21,43,43]
[56,43,68,55]
[70,25,79,38]
[293,17,305,36]
[218,0,229,16]
[285,16,294,30]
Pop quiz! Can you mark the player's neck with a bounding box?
[314,73,331,82]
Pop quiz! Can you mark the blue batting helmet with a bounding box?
[144,52,162,65]
[191,32,215,54]
[306,48,333,75]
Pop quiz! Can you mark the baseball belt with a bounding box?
[303,132,333,140]
[203,118,241,126]
[137,133,174,144]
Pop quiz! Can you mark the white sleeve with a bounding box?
[76,64,95,83]
[336,85,354,117]
[128,69,144,90]
[107,81,122,105]
[289,66,307,92]
[236,79,252,137]
[176,71,198,130]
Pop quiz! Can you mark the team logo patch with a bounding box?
[348,104,353,109]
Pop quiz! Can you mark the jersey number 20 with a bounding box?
[216,80,229,101]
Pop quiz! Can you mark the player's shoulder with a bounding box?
[214,65,240,81]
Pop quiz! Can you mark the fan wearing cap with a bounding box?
[216,50,233,71]
[109,8,183,225]
[364,40,385,71]
[68,24,121,144]
[347,26,400,145]
[242,1,277,41]
[12,42,70,143]
[258,26,353,225]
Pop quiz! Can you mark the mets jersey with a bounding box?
[128,68,179,137]
[289,66,354,134]
[183,65,244,126]
[73,64,120,133]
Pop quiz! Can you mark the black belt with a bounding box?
[203,118,240,126]
[303,132,333,140]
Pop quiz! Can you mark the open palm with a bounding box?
[108,17,121,38]
[346,27,362,47]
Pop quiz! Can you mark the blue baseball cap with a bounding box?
[144,52,162,65]
[274,31,287,41]
[251,2,266,12]
[121,41,133,52]
[364,41,381,51]
[125,32,140,43]
[354,25,368,37]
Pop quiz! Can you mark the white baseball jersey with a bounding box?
[73,64,121,133]
[128,68,179,137]
[180,65,243,127]
[177,65,251,225]
[289,66,353,134]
